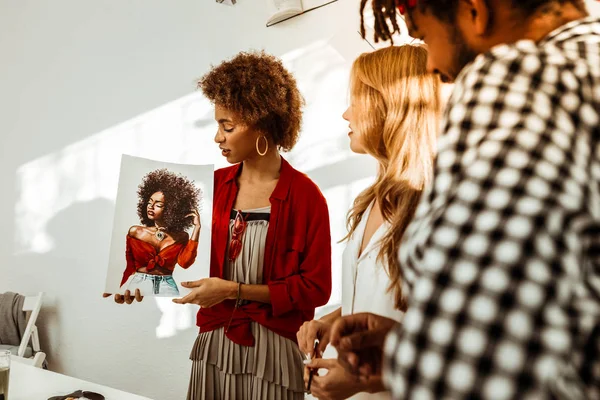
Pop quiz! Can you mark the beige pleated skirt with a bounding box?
[187,324,305,400]
[187,207,305,400]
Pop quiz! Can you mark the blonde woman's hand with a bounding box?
[297,319,332,358]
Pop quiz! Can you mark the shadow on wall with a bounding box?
[13,198,114,371]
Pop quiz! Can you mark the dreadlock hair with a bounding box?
[360,0,401,43]
[362,0,586,43]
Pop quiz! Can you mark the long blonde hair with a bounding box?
[345,45,441,310]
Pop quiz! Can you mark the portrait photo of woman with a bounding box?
[104,156,214,298]
[120,168,201,297]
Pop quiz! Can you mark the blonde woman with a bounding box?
[297,45,441,399]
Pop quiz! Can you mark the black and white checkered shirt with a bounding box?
[384,17,600,399]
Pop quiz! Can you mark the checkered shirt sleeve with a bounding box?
[383,18,600,400]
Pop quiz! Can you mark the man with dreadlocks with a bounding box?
[329,0,600,399]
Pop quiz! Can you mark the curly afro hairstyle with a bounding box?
[197,51,305,152]
[137,169,201,233]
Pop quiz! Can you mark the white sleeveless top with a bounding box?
[340,202,405,400]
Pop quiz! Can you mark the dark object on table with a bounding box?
[48,390,105,400]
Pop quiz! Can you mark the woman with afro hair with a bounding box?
[110,50,332,399]
[119,168,202,297]
[175,51,331,399]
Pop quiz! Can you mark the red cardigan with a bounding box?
[196,158,332,346]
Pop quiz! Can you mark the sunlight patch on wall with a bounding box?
[15,93,217,255]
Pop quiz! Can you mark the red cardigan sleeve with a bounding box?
[177,239,198,269]
[268,193,332,317]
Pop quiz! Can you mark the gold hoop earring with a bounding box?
[256,135,268,156]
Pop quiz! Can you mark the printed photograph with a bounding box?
[105,155,213,297]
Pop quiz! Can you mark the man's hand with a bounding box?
[303,358,362,399]
[329,313,398,380]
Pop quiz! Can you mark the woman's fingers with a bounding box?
[182,280,203,288]
[318,333,330,356]
[173,292,196,305]
[187,209,201,227]
[124,290,134,304]
[108,291,142,304]
[297,324,311,354]
[306,325,320,358]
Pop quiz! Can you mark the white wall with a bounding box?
[589,0,600,16]
[0,1,378,399]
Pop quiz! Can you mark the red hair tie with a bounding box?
[396,0,418,14]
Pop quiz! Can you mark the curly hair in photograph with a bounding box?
[197,50,305,152]
[137,169,201,232]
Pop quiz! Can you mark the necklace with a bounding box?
[155,226,167,241]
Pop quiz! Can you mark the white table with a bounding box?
[7,361,153,400]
